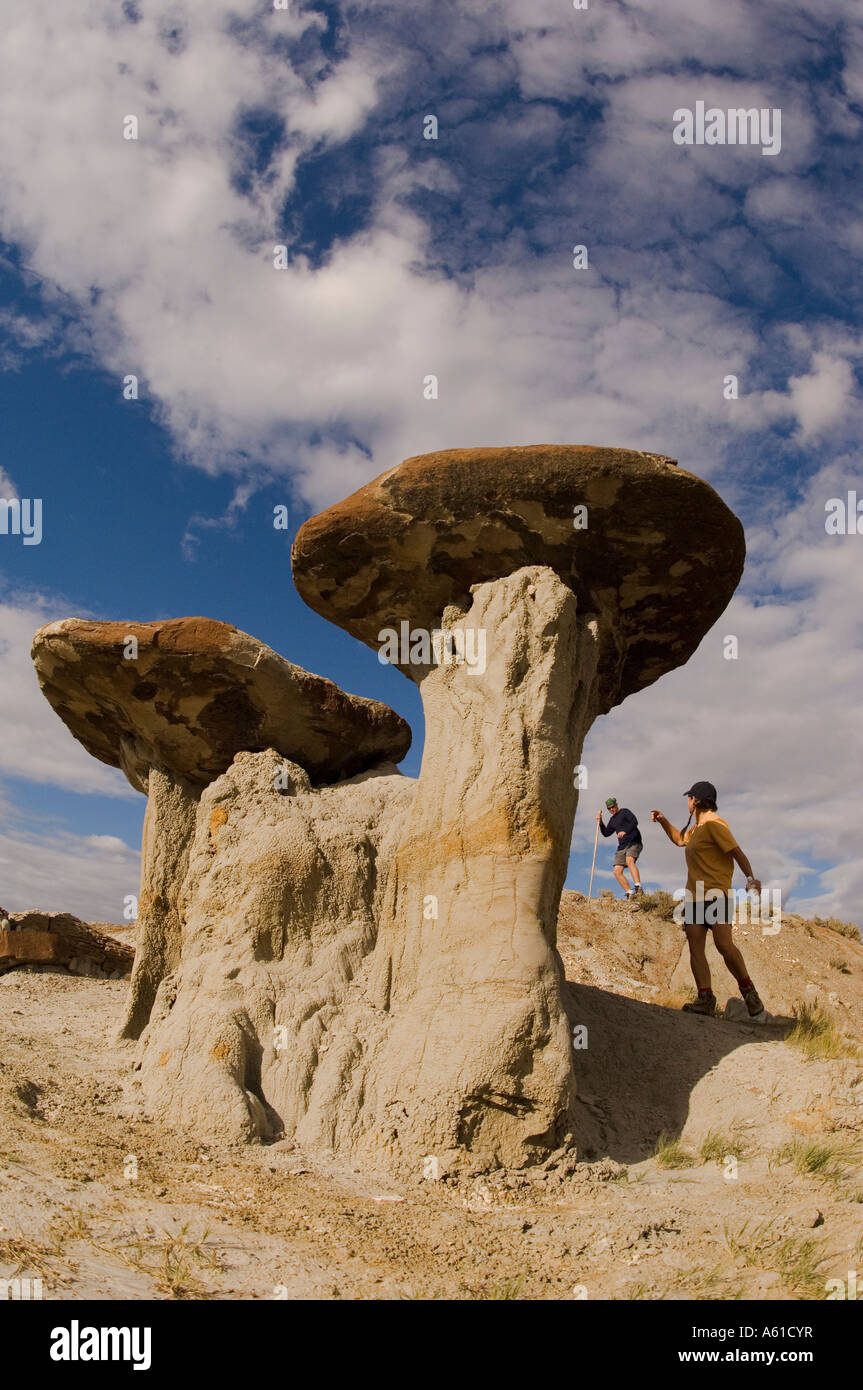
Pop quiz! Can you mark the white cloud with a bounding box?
[0,593,134,796]
[0,820,138,922]
[0,0,857,513]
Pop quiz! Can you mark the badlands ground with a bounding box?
[1,893,861,1301]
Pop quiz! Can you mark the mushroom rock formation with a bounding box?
[292,446,745,1170]
[31,617,411,1040]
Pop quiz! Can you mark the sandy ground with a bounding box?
[1,895,862,1300]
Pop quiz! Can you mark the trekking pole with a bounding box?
[588,812,601,900]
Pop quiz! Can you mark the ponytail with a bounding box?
[683,796,717,834]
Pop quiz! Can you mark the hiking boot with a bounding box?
[682,993,717,1016]
[741,982,764,1017]
[631,884,643,896]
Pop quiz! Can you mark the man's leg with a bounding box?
[626,854,642,887]
[613,864,631,893]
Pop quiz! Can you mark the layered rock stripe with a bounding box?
[0,912,133,978]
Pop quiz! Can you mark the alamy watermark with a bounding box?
[825,491,863,534]
[673,102,781,157]
[673,883,781,934]
[378,622,487,674]
[1,1276,43,1299]
[0,497,42,545]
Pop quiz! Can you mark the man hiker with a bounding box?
[596,797,643,899]
[651,780,764,1017]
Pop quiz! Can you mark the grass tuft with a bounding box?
[630,890,678,920]
[108,1222,223,1299]
[476,1274,526,1300]
[774,1138,856,1185]
[724,1219,831,1299]
[654,1132,696,1168]
[699,1128,748,1164]
[785,1000,858,1061]
[813,916,861,941]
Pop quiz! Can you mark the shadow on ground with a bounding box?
[565,980,791,1164]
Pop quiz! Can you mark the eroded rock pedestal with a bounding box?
[34,448,746,1176]
[360,567,599,1170]
[120,767,198,1039]
[133,753,415,1148]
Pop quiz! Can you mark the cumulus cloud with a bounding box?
[0,818,138,922]
[0,592,133,795]
[0,0,858,512]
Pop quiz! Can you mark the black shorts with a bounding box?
[683,891,734,927]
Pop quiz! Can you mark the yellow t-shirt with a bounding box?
[683,815,738,895]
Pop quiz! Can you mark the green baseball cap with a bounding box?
[605,797,617,809]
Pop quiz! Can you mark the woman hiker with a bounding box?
[651,780,765,1017]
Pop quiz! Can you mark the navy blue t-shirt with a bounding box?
[600,808,641,850]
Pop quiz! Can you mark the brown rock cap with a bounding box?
[292,445,745,710]
[32,616,411,790]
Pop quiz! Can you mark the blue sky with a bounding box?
[0,0,862,923]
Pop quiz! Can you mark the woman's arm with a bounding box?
[732,846,761,893]
[651,810,685,847]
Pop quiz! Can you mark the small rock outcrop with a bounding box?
[0,911,134,978]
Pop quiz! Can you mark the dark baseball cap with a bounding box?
[684,781,717,801]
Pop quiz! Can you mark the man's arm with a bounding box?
[597,815,614,838]
[651,810,685,847]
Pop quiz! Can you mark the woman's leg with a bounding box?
[685,922,711,992]
[712,922,749,984]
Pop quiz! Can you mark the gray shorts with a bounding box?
[614,841,642,868]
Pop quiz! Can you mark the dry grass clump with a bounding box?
[630,890,678,920]
[724,1220,831,1299]
[654,1133,696,1169]
[785,1000,858,1061]
[813,916,860,941]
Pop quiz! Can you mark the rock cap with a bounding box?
[32,616,411,790]
[292,445,745,709]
